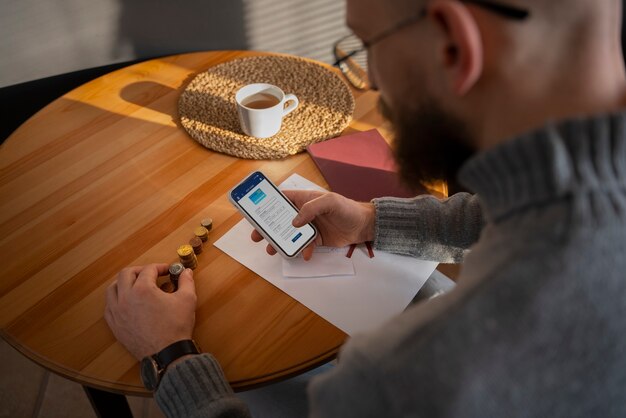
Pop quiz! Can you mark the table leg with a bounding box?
[83,386,134,418]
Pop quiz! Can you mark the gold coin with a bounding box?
[194,226,208,236]
[194,226,209,242]
[201,218,213,231]
[177,244,194,257]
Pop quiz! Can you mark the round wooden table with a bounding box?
[0,51,449,398]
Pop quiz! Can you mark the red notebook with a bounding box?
[307,129,418,201]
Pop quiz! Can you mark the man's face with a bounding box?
[346,0,475,186]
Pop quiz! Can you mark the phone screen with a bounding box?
[230,172,316,257]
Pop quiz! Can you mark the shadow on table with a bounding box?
[120,81,242,135]
[120,81,187,124]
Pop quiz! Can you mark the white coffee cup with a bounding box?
[235,83,299,138]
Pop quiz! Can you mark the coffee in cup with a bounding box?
[235,83,299,138]
[241,93,280,109]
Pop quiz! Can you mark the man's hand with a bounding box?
[251,190,376,260]
[104,263,197,360]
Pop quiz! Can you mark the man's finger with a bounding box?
[117,266,143,293]
[176,269,197,299]
[106,281,119,309]
[103,305,115,328]
[283,190,324,210]
[251,229,264,242]
[302,243,315,261]
[266,244,277,256]
[135,263,170,288]
[293,193,335,227]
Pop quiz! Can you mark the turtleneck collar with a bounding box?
[458,112,626,222]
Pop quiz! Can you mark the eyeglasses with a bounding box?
[332,0,530,90]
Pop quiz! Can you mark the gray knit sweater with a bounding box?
[156,113,626,417]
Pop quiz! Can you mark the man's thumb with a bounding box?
[177,268,195,293]
[293,212,314,227]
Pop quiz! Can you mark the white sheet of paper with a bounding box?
[214,173,439,336]
[282,247,355,278]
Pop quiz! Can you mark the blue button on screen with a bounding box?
[291,232,303,243]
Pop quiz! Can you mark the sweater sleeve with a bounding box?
[155,354,252,418]
[373,192,484,263]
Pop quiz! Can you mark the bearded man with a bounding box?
[105,0,626,416]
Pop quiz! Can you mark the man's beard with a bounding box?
[380,97,475,190]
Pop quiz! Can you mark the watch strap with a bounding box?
[155,339,200,370]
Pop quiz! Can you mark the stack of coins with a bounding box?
[177,244,198,269]
[160,281,175,293]
[169,262,185,290]
[169,218,213,277]
[201,218,213,232]
[194,226,209,242]
[189,237,203,254]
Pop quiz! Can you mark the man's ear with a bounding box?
[428,0,483,96]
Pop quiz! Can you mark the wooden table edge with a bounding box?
[1,330,342,395]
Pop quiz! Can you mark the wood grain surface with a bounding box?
[0,51,449,396]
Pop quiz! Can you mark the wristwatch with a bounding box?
[140,339,200,391]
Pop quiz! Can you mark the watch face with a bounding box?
[140,356,160,391]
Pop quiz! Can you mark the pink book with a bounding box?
[307,129,418,201]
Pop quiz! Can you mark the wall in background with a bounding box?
[243,0,345,64]
[0,0,347,87]
[1,0,125,87]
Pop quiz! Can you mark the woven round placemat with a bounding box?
[178,55,355,159]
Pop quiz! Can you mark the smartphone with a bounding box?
[229,171,318,258]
